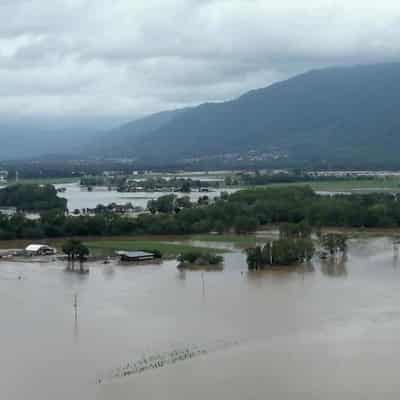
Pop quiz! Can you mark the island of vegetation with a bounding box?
[177,250,224,270]
[246,222,314,269]
[245,222,347,270]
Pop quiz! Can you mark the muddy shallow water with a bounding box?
[1,236,400,399]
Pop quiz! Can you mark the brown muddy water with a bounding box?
[2,236,400,399]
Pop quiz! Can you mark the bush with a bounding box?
[178,250,203,263]
[178,251,223,265]
[148,249,163,259]
[207,254,224,265]
[234,216,258,234]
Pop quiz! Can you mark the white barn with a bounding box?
[25,244,56,256]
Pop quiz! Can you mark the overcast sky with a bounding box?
[1,0,400,121]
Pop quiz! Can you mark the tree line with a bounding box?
[0,184,67,212]
[0,185,400,240]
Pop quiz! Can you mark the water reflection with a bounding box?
[177,269,186,281]
[300,262,315,274]
[320,256,348,277]
[392,239,399,269]
[201,272,206,300]
[73,293,80,344]
[74,312,79,344]
[103,265,116,280]
[65,260,90,275]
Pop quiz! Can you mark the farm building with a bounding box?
[0,170,8,183]
[25,244,57,256]
[0,207,17,216]
[116,251,156,262]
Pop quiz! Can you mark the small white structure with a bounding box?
[115,251,156,262]
[0,170,8,183]
[25,244,56,256]
[0,207,17,216]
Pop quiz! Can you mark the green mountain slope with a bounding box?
[94,63,400,167]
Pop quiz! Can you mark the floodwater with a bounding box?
[55,182,238,211]
[1,236,400,398]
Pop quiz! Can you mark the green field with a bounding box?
[191,234,257,245]
[257,178,400,193]
[0,235,237,254]
[85,239,226,257]
[7,177,79,185]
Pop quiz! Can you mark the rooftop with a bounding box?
[115,251,155,258]
[25,244,53,252]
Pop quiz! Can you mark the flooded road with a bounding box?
[1,236,400,398]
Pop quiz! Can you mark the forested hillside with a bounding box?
[93,63,400,168]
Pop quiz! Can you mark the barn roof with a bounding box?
[115,251,155,258]
[25,244,52,252]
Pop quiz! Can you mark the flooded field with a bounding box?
[55,182,238,211]
[1,235,400,398]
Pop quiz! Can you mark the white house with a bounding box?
[25,244,57,256]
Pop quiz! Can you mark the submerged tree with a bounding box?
[246,222,315,270]
[246,238,314,270]
[246,246,264,270]
[279,221,312,239]
[320,233,347,257]
[62,239,90,262]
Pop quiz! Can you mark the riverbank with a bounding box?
[248,177,400,193]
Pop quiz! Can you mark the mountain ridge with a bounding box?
[90,62,400,167]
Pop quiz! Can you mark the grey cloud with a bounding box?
[1,0,400,119]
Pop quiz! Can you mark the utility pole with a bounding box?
[73,293,78,322]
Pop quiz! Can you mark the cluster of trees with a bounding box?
[246,223,315,269]
[178,250,223,266]
[80,174,127,188]
[62,239,89,262]
[86,202,142,215]
[319,233,348,257]
[0,185,399,241]
[147,195,188,214]
[0,184,67,212]
[227,186,400,228]
[245,224,348,270]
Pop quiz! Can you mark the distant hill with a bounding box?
[90,63,400,168]
[0,117,120,161]
[89,109,189,157]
